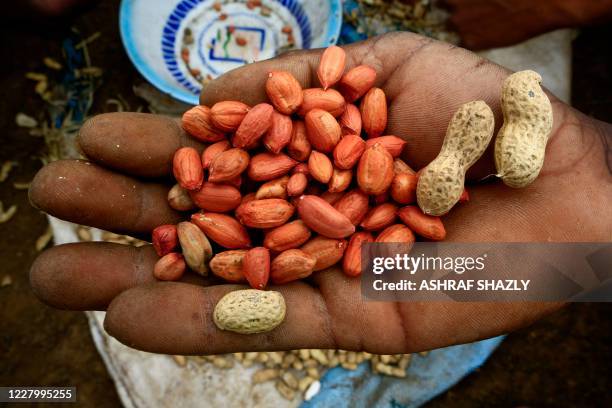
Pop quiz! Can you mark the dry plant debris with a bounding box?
[12,182,31,190]
[35,225,54,251]
[0,161,17,182]
[343,0,459,44]
[15,113,38,128]
[0,201,18,224]
[178,350,417,401]
[1,275,12,287]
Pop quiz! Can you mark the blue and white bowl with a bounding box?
[120,0,343,104]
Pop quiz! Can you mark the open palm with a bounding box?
[29,33,611,354]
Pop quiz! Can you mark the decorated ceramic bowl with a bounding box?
[120,0,342,104]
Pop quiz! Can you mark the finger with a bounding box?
[200,32,433,106]
[104,281,335,354]
[103,268,560,355]
[78,112,204,178]
[30,242,157,310]
[30,242,209,310]
[29,160,181,236]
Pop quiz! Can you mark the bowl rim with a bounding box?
[119,0,343,105]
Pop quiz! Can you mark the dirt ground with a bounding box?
[0,1,610,407]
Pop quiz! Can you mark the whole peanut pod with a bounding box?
[305,109,342,153]
[494,70,553,188]
[357,143,394,195]
[154,252,186,281]
[343,231,374,277]
[177,221,213,276]
[317,45,346,90]
[182,105,225,143]
[173,147,203,191]
[265,71,303,114]
[243,247,270,289]
[287,120,312,161]
[213,289,286,334]
[417,101,494,216]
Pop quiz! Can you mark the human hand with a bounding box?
[29,33,612,354]
[444,0,611,50]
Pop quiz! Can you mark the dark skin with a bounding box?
[28,33,612,355]
[445,0,612,50]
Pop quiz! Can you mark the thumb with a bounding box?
[199,32,430,107]
[199,49,322,107]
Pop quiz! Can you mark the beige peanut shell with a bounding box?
[495,70,553,188]
[213,289,286,334]
[417,101,495,216]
